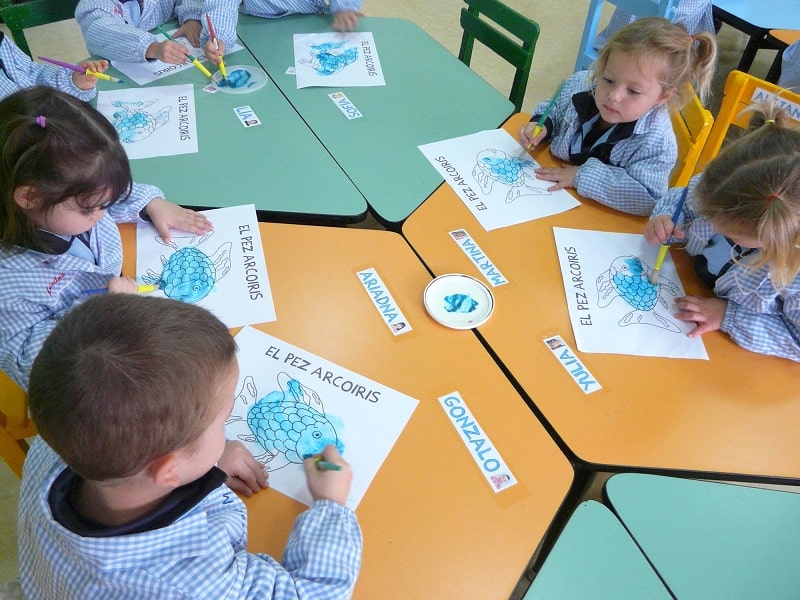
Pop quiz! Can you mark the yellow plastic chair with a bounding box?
[694,70,800,175]
[669,83,713,186]
[0,371,33,478]
[765,29,800,83]
[0,0,80,57]
[458,0,541,113]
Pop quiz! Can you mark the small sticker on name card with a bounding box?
[329,91,363,119]
[439,391,517,493]
[233,105,262,127]
[449,229,508,287]
[543,335,602,394]
[356,268,412,335]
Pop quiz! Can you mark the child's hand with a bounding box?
[333,10,363,32]
[173,19,202,47]
[144,198,213,245]
[218,441,269,497]
[106,276,139,294]
[304,445,352,506]
[518,122,547,150]
[645,215,684,245]
[535,165,578,191]
[203,39,227,65]
[674,295,728,337]
[146,40,190,64]
[72,59,109,90]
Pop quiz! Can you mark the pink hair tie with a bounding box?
[766,193,780,204]
[690,34,696,42]
[35,115,46,128]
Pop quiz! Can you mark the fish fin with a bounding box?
[235,375,257,406]
[210,242,233,280]
[618,310,680,332]
[596,271,616,307]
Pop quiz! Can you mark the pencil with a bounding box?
[82,284,159,295]
[37,55,125,83]
[649,187,689,285]
[205,13,228,80]
[156,26,212,79]
[520,80,565,156]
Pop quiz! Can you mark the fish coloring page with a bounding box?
[553,227,708,359]
[136,204,276,328]
[419,129,580,231]
[97,84,197,160]
[293,32,385,88]
[229,326,418,509]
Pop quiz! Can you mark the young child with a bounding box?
[518,17,716,216]
[75,0,204,64]
[0,31,108,101]
[0,86,212,390]
[19,293,362,598]
[644,104,800,361]
[202,0,363,64]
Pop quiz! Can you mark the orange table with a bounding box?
[121,222,572,599]
[402,113,800,483]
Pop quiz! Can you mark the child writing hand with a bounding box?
[20,294,362,599]
[518,17,716,215]
[0,87,212,391]
[644,103,800,361]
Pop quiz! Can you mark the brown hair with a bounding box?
[28,294,237,481]
[0,87,132,252]
[696,102,800,289]
[592,16,717,109]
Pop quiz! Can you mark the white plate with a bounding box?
[211,65,268,94]
[423,274,495,329]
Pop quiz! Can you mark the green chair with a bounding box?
[457,0,540,113]
[0,0,80,58]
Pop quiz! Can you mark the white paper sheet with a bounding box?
[111,28,244,86]
[293,32,385,88]
[419,129,580,231]
[136,204,276,328]
[228,326,418,509]
[553,227,708,360]
[97,83,197,159]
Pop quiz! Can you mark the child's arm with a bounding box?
[172,0,204,46]
[332,10,363,32]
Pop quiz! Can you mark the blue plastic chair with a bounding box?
[574,0,677,72]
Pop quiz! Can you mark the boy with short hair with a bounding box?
[19,294,362,599]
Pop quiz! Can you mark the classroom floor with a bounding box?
[0,0,783,589]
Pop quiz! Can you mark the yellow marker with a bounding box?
[649,188,688,284]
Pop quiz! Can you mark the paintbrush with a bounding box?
[649,187,688,285]
[156,26,212,79]
[38,56,124,83]
[205,13,229,83]
[519,80,564,157]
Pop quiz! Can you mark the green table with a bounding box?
[237,15,514,227]
[606,473,800,599]
[96,40,367,223]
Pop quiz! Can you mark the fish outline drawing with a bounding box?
[472,148,551,203]
[141,231,231,304]
[299,40,359,76]
[111,99,171,144]
[596,255,681,332]
[227,372,344,471]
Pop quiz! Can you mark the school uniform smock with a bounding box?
[0,33,95,102]
[202,0,362,50]
[652,176,800,362]
[594,0,715,50]
[19,437,363,599]
[532,70,676,216]
[0,182,161,391]
[75,0,204,63]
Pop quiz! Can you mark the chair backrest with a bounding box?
[669,83,713,186]
[0,370,33,478]
[574,0,677,72]
[0,0,81,57]
[695,69,800,174]
[458,0,541,113]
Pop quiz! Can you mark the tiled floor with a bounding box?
[0,0,782,588]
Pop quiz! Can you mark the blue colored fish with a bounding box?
[232,373,343,471]
[472,148,549,202]
[111,99,171,144]
[596,256,681,331]
[444,293,478,313]
[301,41,359,76]
[142,232,231,304]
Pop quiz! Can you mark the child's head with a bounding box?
[0,86,132,252]
[592,17,717,119]
[696,102,800,289]
[28,294,238,482]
